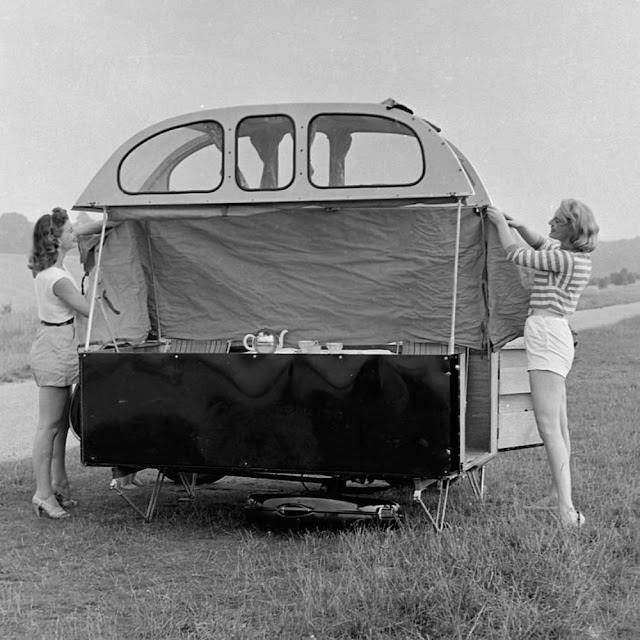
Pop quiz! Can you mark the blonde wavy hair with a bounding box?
[557,199,599,253]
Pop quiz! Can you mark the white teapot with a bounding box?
[243,328,288,354]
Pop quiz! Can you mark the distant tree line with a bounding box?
[591,268,639,289]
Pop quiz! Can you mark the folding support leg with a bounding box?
[466,466,486,501]
[109,469,166,523]
[413,477,452,532]
[176,472,197,501]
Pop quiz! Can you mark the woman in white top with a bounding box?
[28,207,90,519]
[485,199,599,529]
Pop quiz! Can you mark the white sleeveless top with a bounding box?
[34,266,78,323]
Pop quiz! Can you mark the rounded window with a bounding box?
[235,115,295,190]
[119,121,224,193]
[308,114,424,188]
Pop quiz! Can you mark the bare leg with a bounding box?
[559,383,570,458]
[32,386,71,506]
[51,392,72,492]
[543,383,568,504]
[529,370,582,526]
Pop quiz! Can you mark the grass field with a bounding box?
[0,317,638,639]
[578,280,640,310]
[0,310,40,382]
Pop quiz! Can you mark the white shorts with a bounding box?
[524,315,574,378]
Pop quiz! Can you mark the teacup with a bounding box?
[325,342,343,353]
[298,340,319,353]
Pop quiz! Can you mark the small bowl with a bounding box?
[326,342,343,353]
[298,340,318,353]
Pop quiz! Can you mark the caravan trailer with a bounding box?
[71,100,541,528]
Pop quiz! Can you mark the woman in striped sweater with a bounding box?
[486,200,599,528]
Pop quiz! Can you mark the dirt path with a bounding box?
[570,301,640,331]
[0,381,79,463]
[2,302,639,463]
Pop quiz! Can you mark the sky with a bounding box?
[1,0,639,241]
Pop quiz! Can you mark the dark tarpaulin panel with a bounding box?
[102,205,529,350]
[485,225,530,347]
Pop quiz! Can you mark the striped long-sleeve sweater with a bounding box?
[506,239,592,316]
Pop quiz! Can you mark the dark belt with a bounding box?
[41,318,74,327]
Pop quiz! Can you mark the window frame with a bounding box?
[234,113,296,192]
[117,120,225,195]
[307,112,426,190]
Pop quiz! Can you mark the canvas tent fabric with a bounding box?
[77,223,150,344]
[78,205,530,351]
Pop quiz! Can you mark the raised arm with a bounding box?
[484,207,518,252]
[73,219,121,237]
[504,214,546,249]
[485,207,546,251]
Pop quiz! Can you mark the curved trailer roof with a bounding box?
[74,101,526,352]
[73,101,488,218]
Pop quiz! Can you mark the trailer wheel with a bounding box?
[69,384,81,441]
